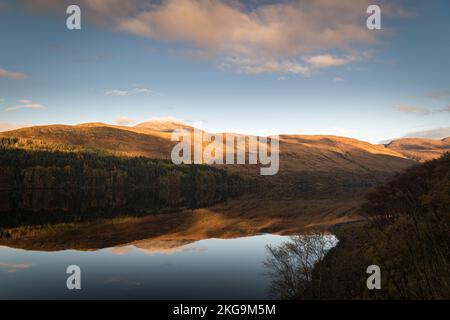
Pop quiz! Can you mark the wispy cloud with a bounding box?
[105,87,152,97]
[393,104,450,115]
[305,54,357,69]
[115,116,137,126]
[5,100,46,112]
[221,57,311,75]
[394,104,432,115]
[402,127,450,139]
[0,68,28,80]
[426,89,450,101]
[219,52,368,75]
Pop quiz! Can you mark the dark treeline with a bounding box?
[0,137,247,227]
[265,152,450,299]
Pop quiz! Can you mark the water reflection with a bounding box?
[0,234,295,299]
[264,234,338,299]
[0,187,231,228]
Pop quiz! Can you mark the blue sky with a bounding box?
[0,0,449,142]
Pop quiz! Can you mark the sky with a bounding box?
[0,0,449,143]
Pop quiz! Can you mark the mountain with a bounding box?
[385,137,450,162]
[0,122,420,197]
[134,120,194,132]
[0,122,414,176]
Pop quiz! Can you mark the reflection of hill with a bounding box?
[0,196,361,252]
[125,239,207,255]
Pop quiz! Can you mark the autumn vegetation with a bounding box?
[265,152,450,299]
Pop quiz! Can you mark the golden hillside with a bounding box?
[0,122,417,178]
[385,138,450,162]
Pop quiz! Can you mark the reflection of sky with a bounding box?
[0,235,301,299]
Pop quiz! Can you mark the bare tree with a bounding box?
[264,233,337,299]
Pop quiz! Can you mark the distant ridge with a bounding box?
[135,120,194,132]
[385,137,450,162]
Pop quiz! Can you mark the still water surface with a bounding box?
[0,234,336,299]
[0,235,286,299]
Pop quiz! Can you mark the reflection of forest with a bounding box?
[0,185,242,227]
[0,146,245,227]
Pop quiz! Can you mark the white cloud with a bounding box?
[5,100,46,112]
[118,0,381,55]
[305,54,354,69]
[333,77,345,82]
[22,0,408,76]
[220,52,369,75]
[105,87,153,96]
[221,57,311,75]
[116,0,402,75]
[0,68,28,80]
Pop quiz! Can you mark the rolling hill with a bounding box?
[384,137,450,162]
[3,121,449,201]
[0,122,427,192]
[0,122,417,167]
